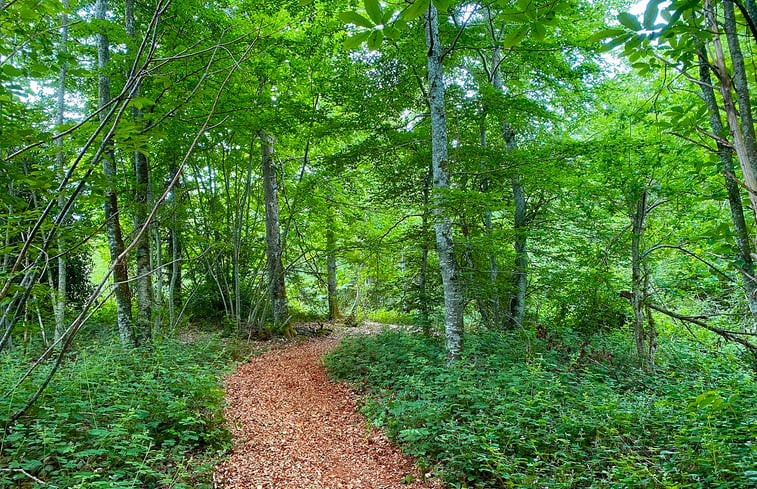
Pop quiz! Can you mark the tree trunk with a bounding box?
[631,189,652,365]
[508,170,528,329]
[723,0,757,187]
[152,224,162,335]
[326,208,340,320]
[168,159,183,327]
[53,0,70,343]
[261,131,290,333]
[418,162,433,335]
[698,47,757,331]
[705,0,757,233]
[480,120,501,326]
[486,33,528,329]
[126,0,152,344]
[96,0,134,347]
[426,4,464,364]
[747,0,757,24]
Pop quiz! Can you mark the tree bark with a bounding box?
[96,0,134,347]
[53,0,70,343]
[326,207,340,320]
[426,4,464,364]
[168,158,183,327]
[723,0,757,187]
[480,119,501,326]
[418,162,433,335]
[631,189,654,365]
[126,0,152,344]
[489,39,528,329]
[631,191,645,361]
[508,170,528,329]
[705,0,757,233]
[698,47,757,331]
[261,131,290,333]
[747,0,757,24]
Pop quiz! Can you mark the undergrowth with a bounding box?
[325,329,757,488]
[0,336,237,488]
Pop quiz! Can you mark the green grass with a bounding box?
[0,335,237,488]
[324,329,757,488]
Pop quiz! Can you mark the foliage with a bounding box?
[0,337,233,488]
[365,308,415,325]
[325,329,757,488]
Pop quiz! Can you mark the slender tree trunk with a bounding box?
[747,0,757,24]
[168,160,182,326]
[486,34,528,329]
[418,162,432,334]
[723,0,757,184]
[152,224,162,335]
[705,1,757,229]
[53,0,70,343]
[261,131,290,333]
[126,0,152,344]
[698,47,757,331]
[96,0,134,347]
[508,169,528,329]
[644,270,657,366]
[708,0,757,333]
[480,119,501,326]
[631,189,652,365]
[426,4,464,364]
[460,211,489,323]
[326,208,340,320]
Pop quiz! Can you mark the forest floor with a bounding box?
[213,323,442,489]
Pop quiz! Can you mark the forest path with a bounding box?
[213,326,442,489]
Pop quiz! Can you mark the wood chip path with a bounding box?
[214,330,443,489]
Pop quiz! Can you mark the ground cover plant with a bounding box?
[325,328,757,488]
[0,335,234,488]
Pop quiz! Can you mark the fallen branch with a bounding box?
[1,468,46,485]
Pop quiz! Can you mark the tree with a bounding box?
[599,0,757,335]
[96,0,135,347]
[261,130,291,333]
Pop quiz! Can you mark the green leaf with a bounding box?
[382,6,395,23]
[432,0,450,11]
[531,22,546,41]
[2,64,23,77]
[644,0,661,29]
[598,32,632,52]
[618,12,642,31]
[401,0,430,21]
[344,30,371,49]
[367,29,384,50]
[587,28,625,43]
[503,26,529,48]
[383,25,401,40]
[339,11,374,28]
[364,0,383,25]
[500,7,528,22]
[517,0,532,11]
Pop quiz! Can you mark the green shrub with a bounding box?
[325,330,757,488]
[0,337,232,488]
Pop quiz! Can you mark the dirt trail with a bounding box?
[214,331,442,489]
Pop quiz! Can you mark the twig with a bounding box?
[0,468,47,485]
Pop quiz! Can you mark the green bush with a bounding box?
[325,330,757,488]
[0,337,232,488]
[366,308,415,325]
